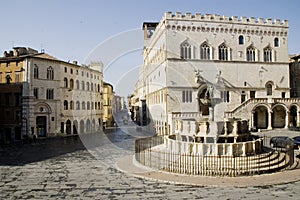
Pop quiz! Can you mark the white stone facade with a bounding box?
[137,12,299,135]
[21,53,103,137]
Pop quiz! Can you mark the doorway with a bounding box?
[36,116,47,137]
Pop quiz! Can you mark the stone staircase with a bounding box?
[160,148,293,176]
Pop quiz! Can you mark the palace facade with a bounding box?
[133,12,300,135]
[0,47,103,142]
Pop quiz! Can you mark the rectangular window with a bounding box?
[16,61,19,66]
[61,122,64,133]
[221,91,230,102]
[182,90,192,103]
[34,88,39,99]
[46,89,54,100]
[241,91,246,103]
[281,92,286,98]
[71,68,73,74]
[182,91,186,103]
[6,62,10,67]
[250,91,255,98]
[64,67,67,73]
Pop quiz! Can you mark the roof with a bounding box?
[142,22,159,30]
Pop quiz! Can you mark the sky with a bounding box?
[1,0,299,97]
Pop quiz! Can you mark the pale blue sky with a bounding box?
[1,0,299,96]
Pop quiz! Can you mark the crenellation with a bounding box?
[232,16,238,22]
[176,12,182,18]
[164,12,288,27]
[240,16,247,23]
[185,12,192,19]
[266,18,273,25]
[249,17,256,23]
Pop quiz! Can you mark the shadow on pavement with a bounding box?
[0,136,85,166]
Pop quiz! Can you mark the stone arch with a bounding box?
[66,119,71,135]
[86,119,91,133]
[289,105,298,127]
[73,120,78,134]
[265,81,275,96]
[92,119,96,132]
[80,120,84,133]
[34,102,52,114]
[272,104,288,128]
[252,104,270,129]
[197,84,209,115]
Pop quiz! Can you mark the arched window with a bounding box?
[81,81,85,90]
[264,46,272,62]
[98,102,100,110]
[95,102,97,110]
[218,43,229,61]
[238,35,244,45]
[86,82,90,91]
[76,101,80,110]
[34,65,39,79]
[82,101,86,110]
[200,42,210,60]
[266,83,272,96]
[87,101,90,110]
[70,79,74,89]
[274,38,279,47]
[91,83,93,91]
[180,41,191,59]
[47,66,54,80]
[246,45,256,62]
[64,100,68,110]
[64,77,68,88]
[91,101,94,110]
[98,84,100,92]
[76,80,80,89]
[70,101,74,110]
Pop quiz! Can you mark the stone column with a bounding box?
[297,112,300,127]
[224,121,228,136]
[285,111,289,129]
[251,111,255,130]
[267,110,272,130]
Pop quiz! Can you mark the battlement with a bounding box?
[164,12,288,27]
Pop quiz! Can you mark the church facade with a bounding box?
[134,12,300,135]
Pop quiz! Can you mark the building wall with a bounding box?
[0,48,104,140]
[138,12,291,135]
[103,82,114,127]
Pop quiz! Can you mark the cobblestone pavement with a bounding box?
[1,127,300,199]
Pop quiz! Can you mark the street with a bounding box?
[0,128,300,199]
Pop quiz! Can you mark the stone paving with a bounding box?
[0,128,300,199]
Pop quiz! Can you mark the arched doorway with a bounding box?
[92,119,95,132]
[253,105,268,129]
[272,105,286,128]
[290,105,298,127]
[198,85,209,115]
[66,120,71,135]
[80,120,84,133]
[86,119,91,133]
[73,120,78,134]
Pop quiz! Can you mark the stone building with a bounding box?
[134,12,300,135]
[0,47,103,141]
[290,54,300,98]
[102,82,114,127]
[0,83,22,144]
